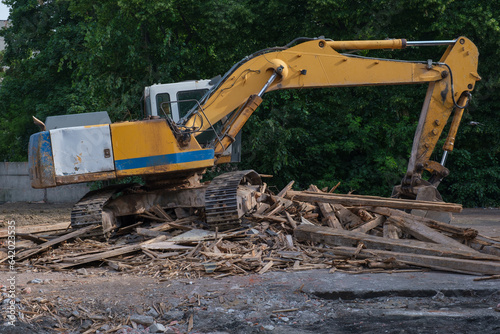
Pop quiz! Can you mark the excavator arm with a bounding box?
[182,36,480,197]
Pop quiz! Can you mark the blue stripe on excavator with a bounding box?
[114,149,215,171]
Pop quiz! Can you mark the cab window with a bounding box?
[156,93,171,118]
[177,89,209,118]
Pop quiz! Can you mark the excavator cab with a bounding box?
[143,79,213,121]
[143,79,241,163]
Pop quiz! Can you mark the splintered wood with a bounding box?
[2,181,500,277]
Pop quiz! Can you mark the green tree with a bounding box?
[0,0,84,160]
[0,0,498,206]
[240,0,500,206]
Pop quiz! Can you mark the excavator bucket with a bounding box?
[409,186,452,223]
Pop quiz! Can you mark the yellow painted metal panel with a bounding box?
[110,119,214,177]
[111,119,189,160]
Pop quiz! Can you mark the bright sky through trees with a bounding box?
[0,3,8,20]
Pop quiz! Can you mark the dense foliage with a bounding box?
[0,0,498,206]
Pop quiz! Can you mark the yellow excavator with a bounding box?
[29,36,480,234]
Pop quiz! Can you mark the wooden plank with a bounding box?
[254,203,270,215]
[252,214,287,223]
[0,222,70,238]
[383,221,401,239]
[286,191,462,213]
[369,207,478,240]
[151,205,173,221]
[351,209,375,222]
[331,204,364,229]
[352,215,385,234]
[309,185,343,229]
[169,229,224,243]
[16,233,48,244]
[57,244,142,268]
[261,196,292,217]
[285,212,297,229]
[270,195,294,209]
[16,225,98,261]
[300,217,317,226]
[385,215,476,253]
[328,181,341,193]
[303,213,319,219]
[258,261,274,274]
[277,181,294,198]
[150,216,198,232]
[379,250,500,275]
[200,251,240,259]
[328,245,500,275]
[294,225,500,261]
[141,242,193,251]
[56,236,167,268]
[264,203,285,217]
[478,246,500,257]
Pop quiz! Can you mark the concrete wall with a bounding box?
[0,162,90,203]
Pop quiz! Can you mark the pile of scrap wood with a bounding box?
[2,181,500,277]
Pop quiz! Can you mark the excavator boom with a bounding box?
[183,36,479,195]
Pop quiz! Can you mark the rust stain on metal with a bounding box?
[56,171,117,185]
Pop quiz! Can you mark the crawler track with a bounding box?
[205,170,261,231]
[70,185,130,236]
[70,170,261,236]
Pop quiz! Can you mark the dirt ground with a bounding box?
[0,202,499,334]
[0,203,72,227]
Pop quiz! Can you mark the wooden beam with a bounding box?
[385,215,476,253]
[141,242,193,251]
[286,191,462,213]
[294,225,499,261]
[328,245,500,275]
[56,244,142,268]
[369,207,477,239]
[386,251,500,275]
[16,233,48,244]
[352,215,385,234]
[56,236,167,268]
[150,216,198,232]
[16,225,98,261]
[151,205,173,221]
[285,212,297,229]
[331,204,364,229]
[309,185,343,229]
[383,221,401,239]
[252,213,287,223]
[277,181,294,198]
